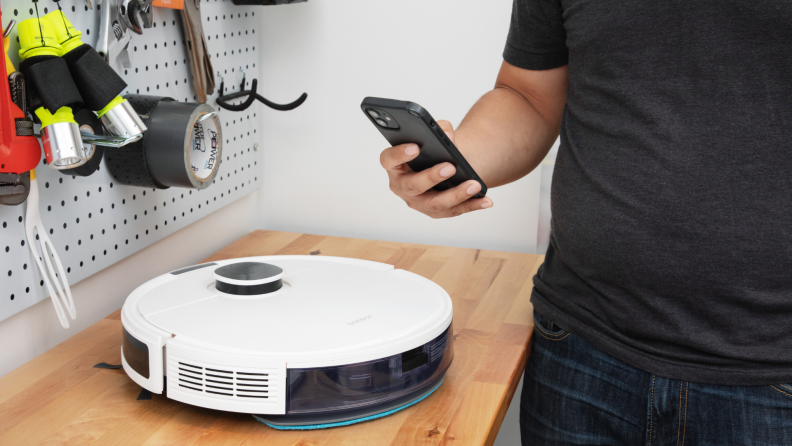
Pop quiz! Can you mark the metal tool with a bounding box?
[120,0,154,35]
[8,72,33,136]
[181,0,215,102]
[32,131,141,148]
[97,0,132,69]
[0,172,30,205]
[0,15,42,205]
[1,20,34,205]
[80,132,141,147]
[25,169,77,329]
[196,110,218,123]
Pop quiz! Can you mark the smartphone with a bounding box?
[361,97,487,198]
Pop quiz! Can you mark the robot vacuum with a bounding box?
[120,256,454,429]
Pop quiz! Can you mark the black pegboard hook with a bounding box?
[216,70,307,112]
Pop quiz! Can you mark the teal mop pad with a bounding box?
[255,379,444,430]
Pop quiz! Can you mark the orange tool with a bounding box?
[0,11,41,175]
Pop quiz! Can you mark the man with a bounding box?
[379,1,792,444]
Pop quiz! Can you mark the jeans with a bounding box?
[520,311,792,445]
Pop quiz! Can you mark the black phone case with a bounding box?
[361,97,487,199]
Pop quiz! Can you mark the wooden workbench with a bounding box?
[0,230,541,445]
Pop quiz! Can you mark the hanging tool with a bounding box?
[0,15,41,205]
[17,14,87,169]
[215,69,307,112]
[120,0,154,35]
[2,70,35,205]
[180,0,214,103]
[45,9,147,139]
[25,169,77,328]
[3,19,17,75]
[97,0,132,69]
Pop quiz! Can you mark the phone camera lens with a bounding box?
[375,118,388,127]
[367,109,380,119]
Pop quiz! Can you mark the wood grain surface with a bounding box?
[0,230,541,446]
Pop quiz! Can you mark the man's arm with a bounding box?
[455,61,568,187]
[379,61,569,218]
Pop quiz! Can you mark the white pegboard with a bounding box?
[0,0,263,322]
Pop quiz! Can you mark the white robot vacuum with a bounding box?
[121,256,454,429]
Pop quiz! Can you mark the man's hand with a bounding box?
[378,63,567,219]
[379,120,493,219]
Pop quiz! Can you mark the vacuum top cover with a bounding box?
[126,256,452,364]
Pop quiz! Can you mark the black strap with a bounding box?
[64,44,127,111]
[20,56,83,113]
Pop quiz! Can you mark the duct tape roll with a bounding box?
[104,95,222,189]
[60,109,105,177]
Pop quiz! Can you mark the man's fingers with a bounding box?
[423,180,482,212]
[401,163,457,196]
[436,120,455,144]
[380,143,420,172]
[444,197,493,218]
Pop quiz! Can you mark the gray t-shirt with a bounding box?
[504,0,792,385]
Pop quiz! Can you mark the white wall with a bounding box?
[0,192,258,378]
[255,0,543,254]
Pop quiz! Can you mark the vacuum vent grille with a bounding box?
[168,357,277,401]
